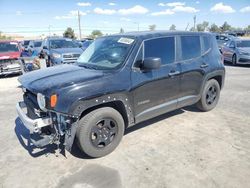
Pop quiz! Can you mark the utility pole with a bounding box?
[78,11,82,40]
[134,22,140,31]
[193,15,196,31]
[48,25,51,36]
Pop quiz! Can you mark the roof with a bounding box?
[111,30,213,40]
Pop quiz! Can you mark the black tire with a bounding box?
[196,79,220,112]
[232,54,237,66]
[76,107,125,158]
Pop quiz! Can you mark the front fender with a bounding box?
[69,92,135,126]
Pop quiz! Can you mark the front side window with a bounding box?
[181,36,201,60]
[0,42,19,53]
[77,36,135,70]
[144,37,175,65]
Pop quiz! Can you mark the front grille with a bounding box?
[0,58,18,67]
[63,54,80,58]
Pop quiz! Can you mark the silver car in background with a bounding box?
[222,38,250,65]
[28,40,43,54]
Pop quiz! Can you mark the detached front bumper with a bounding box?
[16,101,52,133]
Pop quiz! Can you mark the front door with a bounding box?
[131,36,181,123]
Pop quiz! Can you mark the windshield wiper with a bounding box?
[78,63,98,70]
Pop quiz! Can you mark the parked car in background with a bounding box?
[16,31,225,158]
[215,34,233,53]
[0,40,21,76]
[81,39,94,51]
[41,37,83,66]
[21,40,32,50]
[221,38,250,65]
[28,40,42,54]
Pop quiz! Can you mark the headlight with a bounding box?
[37,93,47,111]
[239,50,249,55]
[52,53,61,58]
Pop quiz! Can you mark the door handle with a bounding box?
[200,63,209,68]
[168,71,180,76]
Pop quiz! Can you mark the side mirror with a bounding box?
[43,46,48,50]
[142,57,161,71]
[30,45,33,48]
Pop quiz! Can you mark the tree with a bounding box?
[189,27,195,32]
[209,23,221,33]
[169,24,176,31]
[149,24,156,31]
[0,31,11,40]
[220,22,231,32]
[63,27,76,39]
[89,30,103,38]
[196,21,209,32]
[119,28,124,34]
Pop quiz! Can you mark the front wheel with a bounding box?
[232,54,237,66]
[76,107,125,158]
[196,79,220,112]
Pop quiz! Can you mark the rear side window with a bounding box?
[144,37,175,65]
[202,36,211,53]
[181,36,201,60]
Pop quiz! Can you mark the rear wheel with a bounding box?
[196,79,220,112]
[232,54,237,66]
[76,107,125,158]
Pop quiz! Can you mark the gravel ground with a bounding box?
[0,65,250,188]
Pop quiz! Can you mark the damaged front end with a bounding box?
[16,88,78,155]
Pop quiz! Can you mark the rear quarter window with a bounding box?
[181,36,201,60]
[202,36,211,53]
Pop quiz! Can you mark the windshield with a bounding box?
[34,41,42,47]
[50,39,79,49]
[0,42,19,53]
[23,40,30,46]
[236,40,250,48]
[77,36,135,70]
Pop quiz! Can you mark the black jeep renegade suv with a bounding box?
[16,31,225,157]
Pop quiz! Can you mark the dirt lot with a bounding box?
[0,65,250,188]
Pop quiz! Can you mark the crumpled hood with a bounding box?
[18,64,104,95]
[238,47,250,54]
[0,51,21,60]
[50,48,83,55]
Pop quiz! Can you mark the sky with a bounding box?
[0,0,250,37]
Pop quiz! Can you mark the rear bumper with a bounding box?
[16,101,52,133]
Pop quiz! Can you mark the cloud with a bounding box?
[120,17,131,21]
[195,1,200,4]
[240,6,250,13]
[118,5,149,15]
[16,11,22,16]
[109,2,116,6]
[210,2,235,13]
[54,10,86,20]
[151,9,175,16]
[94,7,116,15]
[156,2,199,14]
[77,2,91,7]
[158,2,185,7]
[172,5,199,13]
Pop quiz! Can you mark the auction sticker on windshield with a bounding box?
[118,37,134,45]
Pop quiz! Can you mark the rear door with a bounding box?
[177,35,206,107]
[131,36,181,123]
